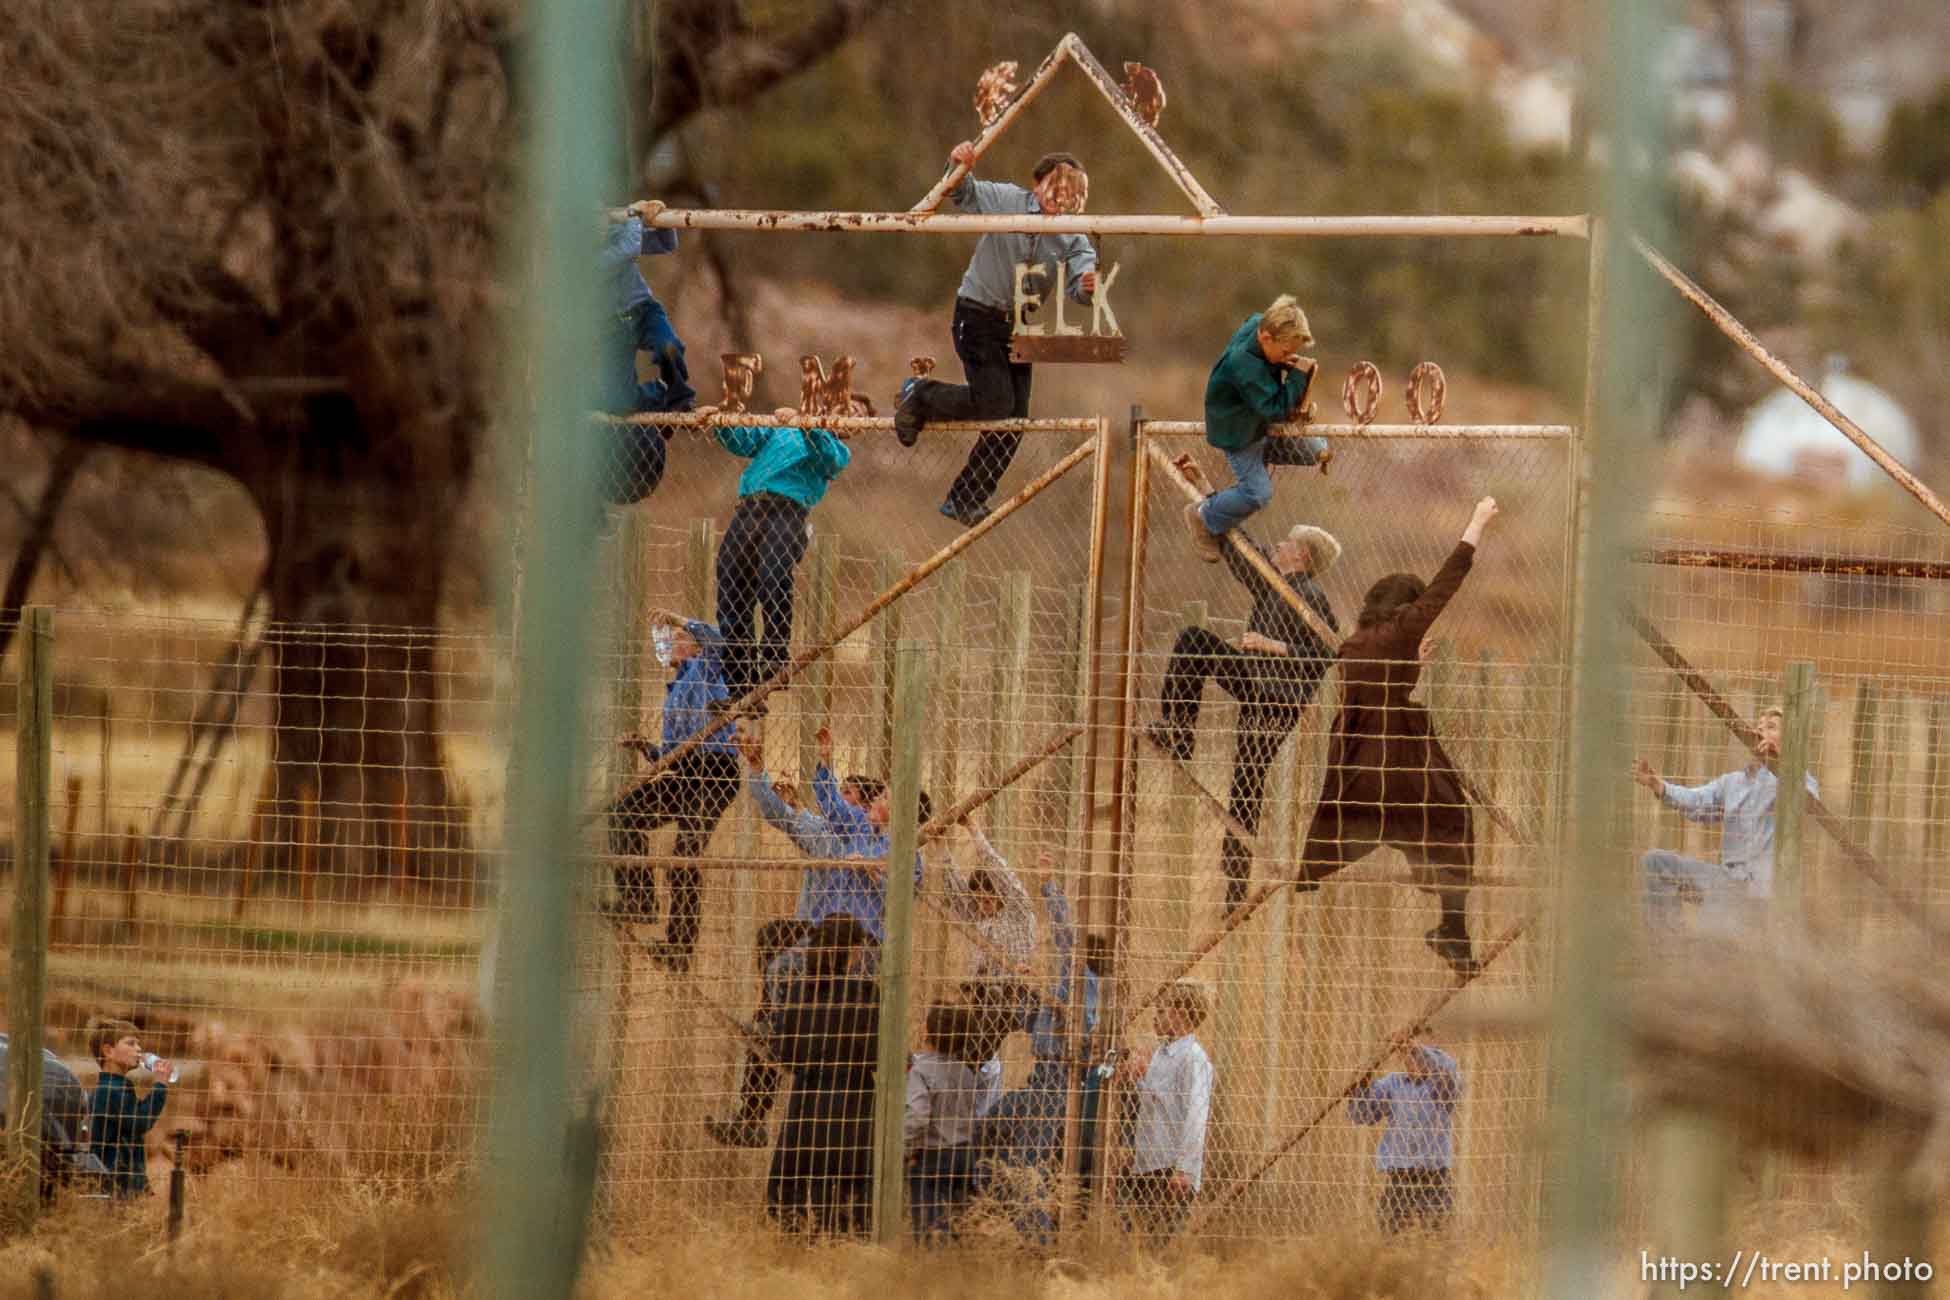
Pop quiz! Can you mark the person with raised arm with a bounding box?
[1297,497,1501,980]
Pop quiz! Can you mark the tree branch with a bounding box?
[0,435,92,666]
[647,0,895,142]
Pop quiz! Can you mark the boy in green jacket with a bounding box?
[1186,296,1328,562]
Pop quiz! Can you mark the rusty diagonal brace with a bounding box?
[1146,440,1526,843]
[1192,909,1538,1227]
[599,434,1096,801]
[1621,599,1927,917]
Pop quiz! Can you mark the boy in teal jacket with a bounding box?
[1186,296,1328,561]
[714,412,852,704]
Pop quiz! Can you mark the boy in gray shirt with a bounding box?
[894,142,1098,528]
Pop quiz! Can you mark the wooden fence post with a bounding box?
[870,639,931,1245]
[5,607,53,1234]
[991,572,1034,867]
[927,561,966,979]
[796,531,838,784]
[1848,679,1880,930]
[1166,600,1206,946]
[1258,741,1299,1154]
[1646,1107,1733,1300]
[1774,662,1816,915]
[872,550,905,780]
[51,774,80,947]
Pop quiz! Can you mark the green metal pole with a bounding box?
[481,0,621,1291]
[5,607,52,1234]
[870,638,931,1244]
[1545,0,1670,1290]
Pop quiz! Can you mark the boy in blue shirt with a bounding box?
[598,199,692,505]
[607,609,740,970]
[712,411,852,706]
[1186,295,1329,562]
[1348,1038,1462,1233]
[86,1017,172,1197]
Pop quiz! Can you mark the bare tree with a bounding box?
[0,0,888,888]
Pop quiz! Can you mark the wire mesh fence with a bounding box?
[5,397,1949,1251]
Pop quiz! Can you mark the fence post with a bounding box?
[927,562,966,978]
[1259,742,1298,1153]
[1775,662,1815,915]
[1646,1106,1733,1300]
[991,572,1034,867]
[1925,694,1949,867]
[1165,599,1206,945]
[1848,680,1880,930]
[795,532,839,783]
[872,550,906,780]
[5,607,53,1234]
[870,638,931,1245]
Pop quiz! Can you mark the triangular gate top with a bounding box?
[909,33,1225,218]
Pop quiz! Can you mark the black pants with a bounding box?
[606,748,741,948]
[910,298,1032,511]
[715,495,810,700]
[1159,625,1304,912]
[1116,1171,1193,1243]
[1379,1168,1453,1234]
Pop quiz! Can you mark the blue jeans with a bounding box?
[908,1146,974,1240]
[1641,849,1757,931]
[629,298,695,411]
[1197,433,1329,535]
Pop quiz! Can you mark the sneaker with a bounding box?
[939,498,992,529]
[704,1117,767,1149]
[645,940,692,974]
[1424,926,1481,982]
[1145,719,1194,763]
[894,382,925,447]
[1184,502,1221,563]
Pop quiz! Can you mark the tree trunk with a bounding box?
[247,401,477,903]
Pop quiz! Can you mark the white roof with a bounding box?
[1735,357,1920,490]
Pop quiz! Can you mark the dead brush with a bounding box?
[1628,921,1950,1199]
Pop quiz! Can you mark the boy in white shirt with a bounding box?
[905,1003,981,1239]
[1115,981,1215,1243]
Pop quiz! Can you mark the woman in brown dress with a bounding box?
[1298,497,1499,981]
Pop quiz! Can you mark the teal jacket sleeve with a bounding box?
[715,425,768,459]
[805,428,851,480]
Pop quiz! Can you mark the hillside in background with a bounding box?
[4,0,1949,626]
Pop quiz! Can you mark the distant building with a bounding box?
[1735,356,1920,492]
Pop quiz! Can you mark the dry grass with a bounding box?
[4,1181,1931,1299]
[0,1173,1538,1300]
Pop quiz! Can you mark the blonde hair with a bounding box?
[1283,523,1342,576]
[1161,981,1210,1030]
[87,1017,139,1065]
[1260,294,1313,347]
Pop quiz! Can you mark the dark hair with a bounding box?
[1357,572,1427,629]
[916,790,934,827]
[1082,933,1112,978]
[966,868,999,897]
[87,1016,140,1065]
[956,980,1037,1062]
[925,1003,977,1057]
[1032,152,1083,181]
[806,914,868,977]
[845,775,883,805]
[756,919,807,973]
